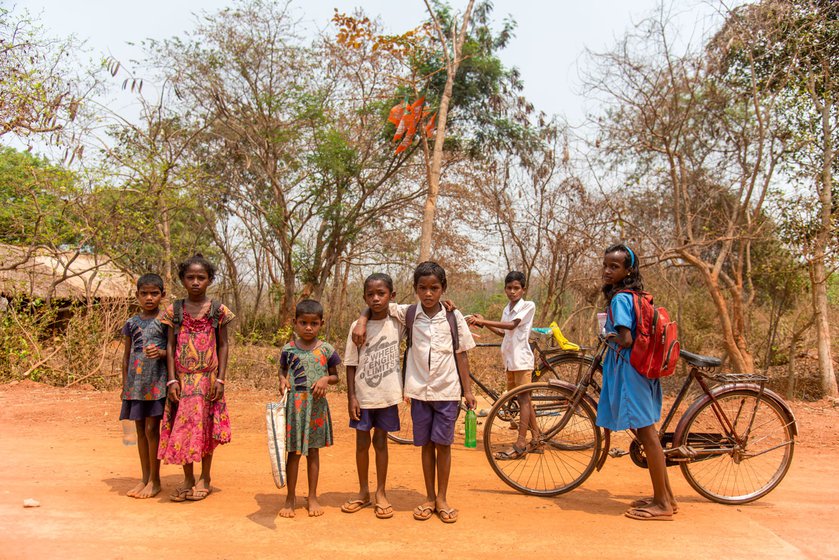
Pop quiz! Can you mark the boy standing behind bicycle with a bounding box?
[468,271,538,460]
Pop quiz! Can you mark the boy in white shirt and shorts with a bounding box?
[468,271,538,460]
[342,273,405,519]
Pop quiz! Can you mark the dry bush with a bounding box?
[62,300,131,387]
[0,302,60,383]
[227,342,282,390]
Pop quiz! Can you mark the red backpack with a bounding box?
[608,290,680,379]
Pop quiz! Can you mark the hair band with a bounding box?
[625,246,636,268]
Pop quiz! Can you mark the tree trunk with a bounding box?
[157,190,173,287]
[811,259,836,396]
[692,257,754,372]
[811,97,837,396]
[419,0,475,261]
[785,341,797,400]
[281,258,296,323]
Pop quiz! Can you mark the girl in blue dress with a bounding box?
[598,243,677,521]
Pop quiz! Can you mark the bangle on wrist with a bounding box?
[215,378,225,385]
[166,379,178,387]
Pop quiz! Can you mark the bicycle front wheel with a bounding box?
[483,382,601,497]
[533,353,595,384]
[387,400,413,445]
[677,389,795,504]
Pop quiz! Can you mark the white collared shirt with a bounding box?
[390,302,476,402]
[500,299,536,371]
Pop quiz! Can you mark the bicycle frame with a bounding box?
[539,336,791,466]
[484,333,797,503]
[474,336,585,390]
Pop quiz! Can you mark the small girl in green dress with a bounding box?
[278,299,341,518]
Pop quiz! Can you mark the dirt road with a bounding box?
[1,382,837,559]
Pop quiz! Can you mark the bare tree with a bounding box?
[587,5,791,372]
[723,0,838,395]
[418,0,476,261]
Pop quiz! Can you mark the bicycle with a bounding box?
[482,335,797,504]
[386,324,587,444]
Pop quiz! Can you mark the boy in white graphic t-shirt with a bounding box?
[342,273,405,520]
[468,271,538,460]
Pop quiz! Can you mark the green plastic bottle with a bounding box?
[464,409,477,448]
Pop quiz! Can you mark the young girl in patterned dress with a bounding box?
[158,254,235,502]
[120,273,167,499]
[278,299,341,518]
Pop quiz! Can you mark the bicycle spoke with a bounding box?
[484,382,600,496]
[679,390,794,504]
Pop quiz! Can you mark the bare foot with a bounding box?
[136,481,161,499]
[127,481,146,498]
[278,497,296,518]
[307,496,324,517]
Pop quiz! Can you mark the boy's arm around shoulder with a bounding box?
[453,309,476,353]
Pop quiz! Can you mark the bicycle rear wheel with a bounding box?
[532,353,594,384]
[677,389,795,504]
[483,382,601,496]
[387,400,413,444]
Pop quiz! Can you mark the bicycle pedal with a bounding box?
[666,444,696,459]
[608,447,629,458]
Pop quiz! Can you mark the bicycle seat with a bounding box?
[679,349,722,369]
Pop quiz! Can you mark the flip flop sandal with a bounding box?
[341,499,371,513]
[186,486,213,501]
[437,507,459,524]
[413,504,435,521]
[526,440,545,455]
[169,487,193,502]
[494,444,527,461]
[630,498,679,514]
[374,504,394,519]
[624,507,673,521]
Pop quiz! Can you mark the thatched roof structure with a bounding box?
[0,244,135,300]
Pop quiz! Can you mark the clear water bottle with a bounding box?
[464,409,477,448]
[122,420,137,446]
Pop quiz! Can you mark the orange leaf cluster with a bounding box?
[389,97,436,154]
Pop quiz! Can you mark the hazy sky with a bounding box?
[19,0,724,126]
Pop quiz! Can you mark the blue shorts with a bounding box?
[411,400,460,446]
[349,404,400,432]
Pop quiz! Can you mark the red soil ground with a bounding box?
[1,381,838,559]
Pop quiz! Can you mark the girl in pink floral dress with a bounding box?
[158,254,235,502]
